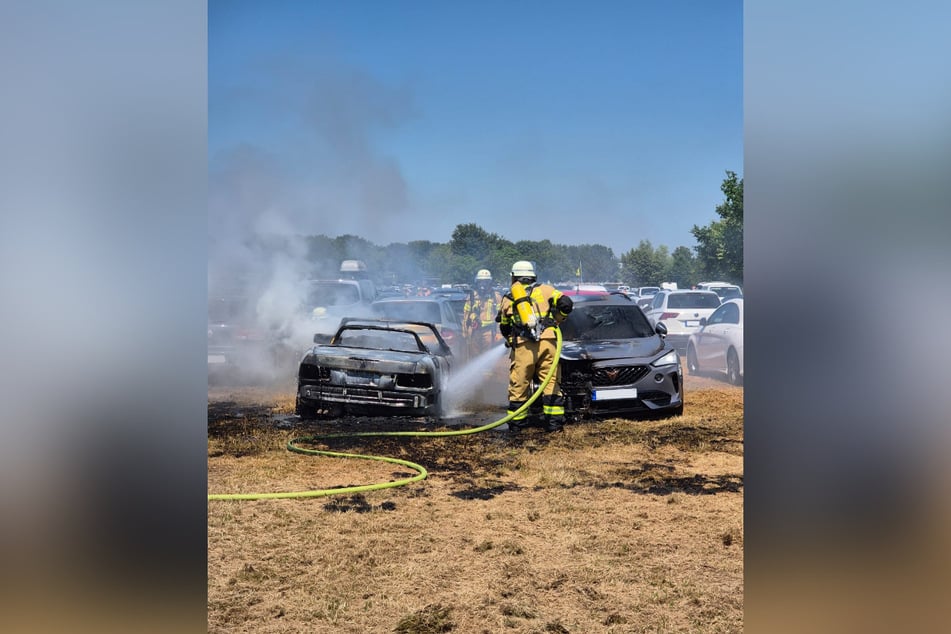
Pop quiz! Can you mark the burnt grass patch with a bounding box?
[322,494,398,513]
[449,480,521,500]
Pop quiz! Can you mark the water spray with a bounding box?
[442,343,508,417]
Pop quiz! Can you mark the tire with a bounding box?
[686,343,699,374]
[727,348,741,386]
[296,397,318,419]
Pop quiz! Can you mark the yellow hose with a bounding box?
[208,328,562,501]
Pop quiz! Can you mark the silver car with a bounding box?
[687,299,744,385]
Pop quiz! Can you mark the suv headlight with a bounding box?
[652,350,679,367]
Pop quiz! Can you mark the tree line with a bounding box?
[244,171,743,289]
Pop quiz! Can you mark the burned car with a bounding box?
[556,294,684,420]
[295,318,454,419]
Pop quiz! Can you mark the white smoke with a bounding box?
[208,58,420,385]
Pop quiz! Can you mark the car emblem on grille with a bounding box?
[605,368,619,380]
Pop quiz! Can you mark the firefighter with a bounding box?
[496,260,573,433]
[462,269,503,358]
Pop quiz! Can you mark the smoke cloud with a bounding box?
[209,57,419,383]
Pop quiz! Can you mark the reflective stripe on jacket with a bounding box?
[464,290,502,328]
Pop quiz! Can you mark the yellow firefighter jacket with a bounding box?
[463,289,503,334]
[497,283,572,342]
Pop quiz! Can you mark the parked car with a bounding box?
[300,278,377,336]
[630,287,661,311]
[696,282,743,302]
[559,283,610,297]
[551,294,684,421]
[642,290,722,354]
[208,294,275,382]
[295,318,455,418]
[686,298,744,385]
[371,295,467,362]
[429,288,470,326]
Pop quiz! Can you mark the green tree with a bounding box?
[654,244,672,283]
[668,246,697,288]
[691,171,743,284]
[570,244,618,282]
[620,240,665,286]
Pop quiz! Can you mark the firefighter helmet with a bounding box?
[475,269,492,282]
[511,260,536,281]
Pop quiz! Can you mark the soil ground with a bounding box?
[208,367,743,633]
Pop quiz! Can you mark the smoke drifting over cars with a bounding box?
[209,62,426,382]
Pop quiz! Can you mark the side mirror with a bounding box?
[699,317,707,327]
[313,333,333,344]
[654,322,668,337]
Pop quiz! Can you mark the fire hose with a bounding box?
[208,327,562,501]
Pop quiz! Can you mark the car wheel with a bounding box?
[727,348,741,385]
[686,343,699,374]
[296,398,318,420]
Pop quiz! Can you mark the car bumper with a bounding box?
[560,360,683,419]
[297,383,435,410]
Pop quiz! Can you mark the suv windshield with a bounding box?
[561,304,656,340]
[305,282,361,307]
[374,301,442,324]
[714,287,742,300]
[667,292,722,309]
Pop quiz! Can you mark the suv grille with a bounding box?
[592,365,649,386]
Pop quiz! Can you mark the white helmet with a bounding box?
[475,269,492,282]
[511,260,536,279]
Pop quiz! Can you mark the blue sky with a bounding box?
[209,0,742,256]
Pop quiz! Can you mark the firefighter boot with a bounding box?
[544,416,564,433]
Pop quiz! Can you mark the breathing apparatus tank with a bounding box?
[510,280,540,341]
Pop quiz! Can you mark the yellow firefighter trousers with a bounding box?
[507,337,562,404]
[467,325,498,358]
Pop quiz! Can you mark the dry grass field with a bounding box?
[208,370,743,633]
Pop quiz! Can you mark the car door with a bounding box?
[695,302,739,371]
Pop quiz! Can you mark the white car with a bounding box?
[686,299,743,385]
[643,290,722,353]
[696,281,743,302]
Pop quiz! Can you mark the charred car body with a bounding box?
[295,318,454,418]
[554,294,684,420]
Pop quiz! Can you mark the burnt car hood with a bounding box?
[302,345,434,372]
[559,337,666,362]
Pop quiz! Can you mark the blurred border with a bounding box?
[745,1,951,631]
[1,1,207,632]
